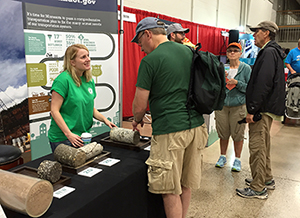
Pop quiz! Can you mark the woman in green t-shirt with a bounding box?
[48,44,116,152]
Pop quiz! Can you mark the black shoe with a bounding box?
[236,187,268,199]
[245,178,275,190]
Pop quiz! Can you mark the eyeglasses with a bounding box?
[137,31,145,44]
[175,31,185,36]
[254,29,262,34]
[227,49,240,53]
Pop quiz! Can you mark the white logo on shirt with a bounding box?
[88,87,93,94]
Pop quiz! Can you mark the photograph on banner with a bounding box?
[0,0,30,153]
[240,33,258,66]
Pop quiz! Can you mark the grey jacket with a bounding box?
[224,61,251,107]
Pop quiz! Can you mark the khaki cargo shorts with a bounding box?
[145,124,208,195]
[215,104,246,141]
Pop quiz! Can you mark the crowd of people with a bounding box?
[131,18,286,216]
[48,16,291,217]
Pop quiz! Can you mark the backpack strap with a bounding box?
[186,45,197,129]
[186,46,196,110]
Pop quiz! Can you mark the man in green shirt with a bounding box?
[131,17,208,217]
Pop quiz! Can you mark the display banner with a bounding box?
[17,0,118,160]
[15,0,116,12]
[0,0,30,153]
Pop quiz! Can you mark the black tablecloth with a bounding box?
[4,133,166,218]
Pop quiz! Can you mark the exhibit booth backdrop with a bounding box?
[0,0,119,160]
[118,6,229,118]
[0,1,228,161]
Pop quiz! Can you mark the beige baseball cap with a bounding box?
[249,21,279,33]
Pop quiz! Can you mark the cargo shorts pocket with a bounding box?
[145,158,174,192]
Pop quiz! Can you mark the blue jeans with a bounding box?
[49,139,72,153]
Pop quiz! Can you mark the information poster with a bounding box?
[20,0,119,159]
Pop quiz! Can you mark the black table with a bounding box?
[4,133,166,218]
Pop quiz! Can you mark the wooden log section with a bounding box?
[78,142,103,160]
[0,169,53,217]
[110,127,140,145]
[53,144,86,167]
[37,160,62,183]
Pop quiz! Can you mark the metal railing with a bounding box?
[277,10,300,42]
[277,27,300,42]
[277,10,300,26]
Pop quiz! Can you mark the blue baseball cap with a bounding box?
[131,17,165,43]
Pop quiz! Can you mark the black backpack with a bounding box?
[186,45,226,114]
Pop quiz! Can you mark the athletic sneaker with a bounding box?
[236,187,268,199]
[231,159,241,172]
[215,156,227,168]
[245,178,276,190]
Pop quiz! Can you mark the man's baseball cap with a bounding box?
[167,23,190,36]
[227,42,242,51]
[131,17,165,43]
[249,21,279,33]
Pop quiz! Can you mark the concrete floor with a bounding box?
[187,120,300,218]
[123,119,300,218]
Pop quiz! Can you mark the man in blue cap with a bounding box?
[131,17,208,217]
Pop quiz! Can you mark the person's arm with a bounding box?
[285,63,296,74]
[93,108,117,129]
[50,91,83,147]
[132,87,150,131]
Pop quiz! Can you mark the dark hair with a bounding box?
[261,28,276,41]
[285,48,290,55]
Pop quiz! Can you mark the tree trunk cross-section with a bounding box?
[78,142,103,160]
[37,160,62,183]
[54,144,86,167]
[0,169,53,217]
[110,127,140,144]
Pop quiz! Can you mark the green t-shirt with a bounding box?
[136,41,204,135]
[48,71,96,142]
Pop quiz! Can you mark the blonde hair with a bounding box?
[63,44,92,87]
